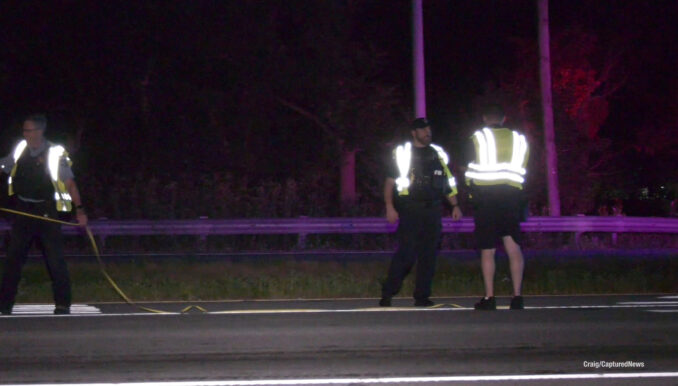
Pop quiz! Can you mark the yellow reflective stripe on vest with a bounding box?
[429,143,448,164]
[473,130,489,166]
[511,131,528,170]
[430,143,457,196]
[12,140,27,162]
[48,145,73,212]
[482,128,497,165]
[7,140,28,195]
[48,145,65,181]
[467,161,525,175]
[465,170,524,183]
[395,142,412,194]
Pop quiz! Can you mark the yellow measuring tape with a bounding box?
[0,207,205,314]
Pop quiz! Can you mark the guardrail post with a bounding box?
[96,218,107,251]
[297,233,307,249]
[198,216,208,252]
[297,216,308,249]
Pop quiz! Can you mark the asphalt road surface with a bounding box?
[1,295,677,385]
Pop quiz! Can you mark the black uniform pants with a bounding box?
[0,201,71,312]
[382,202,442,301]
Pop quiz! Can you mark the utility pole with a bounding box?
[412,0,426,118]
[537,0,561,216]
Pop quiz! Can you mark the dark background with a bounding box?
[0,0,676,218]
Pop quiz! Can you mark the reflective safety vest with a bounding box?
[8,140,73,212]
[465,128,529,189]
[394,142,458,197]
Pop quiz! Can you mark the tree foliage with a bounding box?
[497,27,631,214]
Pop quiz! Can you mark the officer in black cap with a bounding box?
[380,118,462,307]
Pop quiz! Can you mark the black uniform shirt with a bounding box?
[13,148,54,201]
[387,145,451,203]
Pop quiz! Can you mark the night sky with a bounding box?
[0,1,676,214]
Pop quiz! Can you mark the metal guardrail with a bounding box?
[2,216,677,235]
[1,216,677,235]
[0,216,676,248]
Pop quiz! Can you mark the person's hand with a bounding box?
[386,205,399,224]
[75,210,88,227]
[451,205,462,221]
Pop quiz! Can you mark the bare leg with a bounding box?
[480,248,496,297]
[503,235,524,296]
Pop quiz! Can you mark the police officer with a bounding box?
[0,114,88,315]
[380,118,462,307]
[464,105,529,310]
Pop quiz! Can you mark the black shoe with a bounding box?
[0,309,11,315]
[414,299,435,307]
[474,296,496,310]
[510,296,524,310]
[379,298,391,307]
[54,306,70,315]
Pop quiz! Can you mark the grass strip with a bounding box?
[10,254,678,303]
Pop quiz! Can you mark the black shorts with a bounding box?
[472,185,524,249]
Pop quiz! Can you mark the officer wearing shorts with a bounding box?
[464,105,529,310]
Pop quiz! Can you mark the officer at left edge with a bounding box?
[0,114,88,315]
[380,118,462,307]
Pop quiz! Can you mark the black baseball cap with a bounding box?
[411,117,430,130]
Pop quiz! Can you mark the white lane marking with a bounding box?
[0,308,457,318]
[617,297,678,313]
[5,296,678,318]
[11,304,101,315]
[529,304,675,309]
[211,307,456,315]
[1,312,181,318]
[2,372,678,385]
[3,303,678,318]
[212,304,678,314]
